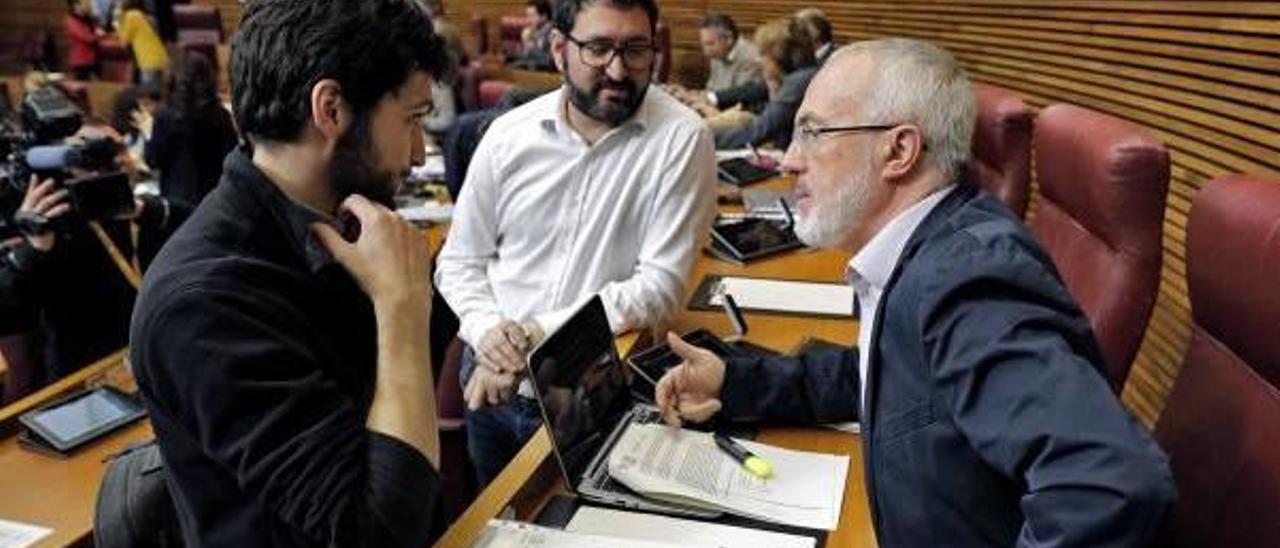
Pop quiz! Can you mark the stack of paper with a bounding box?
[472,519,708,548]
[396,200,454,223]
[607,423,849,531]
[567,506,815,548]
[710,277,855,318]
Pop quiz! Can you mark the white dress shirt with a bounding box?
[848,185,956,412]
[436,86,717,349]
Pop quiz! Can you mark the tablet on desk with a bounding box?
[19,386,147,455]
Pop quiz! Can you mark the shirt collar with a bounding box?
[222,147,339,274]
[541,85,652,141]
[848,184,956,290]
[727,38,748,63]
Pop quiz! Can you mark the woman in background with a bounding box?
[714,17,817,150]
[63,0,102,80]
[116,0,169,85]
[138,53,237,215]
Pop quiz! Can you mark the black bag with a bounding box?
[94,439,185,548]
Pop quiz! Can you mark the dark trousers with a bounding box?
[459,345,543,487]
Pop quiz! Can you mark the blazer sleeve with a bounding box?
[719,344,861,424]
[132,283,441,547]
[713,78,768,110]
[918,244,1175,548]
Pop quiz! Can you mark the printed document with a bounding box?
[567,506,815,548]
[607,423,848,530]
[471,519,704,548]
[0,519,51,548]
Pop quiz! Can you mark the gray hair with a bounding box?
[839,39,976,181]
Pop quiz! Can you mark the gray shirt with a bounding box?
[706,38,761,93]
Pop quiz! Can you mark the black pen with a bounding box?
[714,432,774,479]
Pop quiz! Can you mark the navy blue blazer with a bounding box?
[719,183,1175,547]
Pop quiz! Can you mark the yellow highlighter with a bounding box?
[714,432,774,479]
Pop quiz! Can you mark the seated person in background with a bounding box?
[109,81,163,163]
[513,0,555,70]
[423,0,468,65]
[137,52,238,215]
[64,0,104,80]
[116,0,170,85]
[669,13,759,98]
[436,0,715,486]
[713,17,817,150]
[695,7,837,128]
[657,38,1175,547]
[796,8,836,65]
[130,0,453,544]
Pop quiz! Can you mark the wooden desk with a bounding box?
[0,350,154,548]
[435,179,876,547]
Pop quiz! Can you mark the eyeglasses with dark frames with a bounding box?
[564,34,656,70]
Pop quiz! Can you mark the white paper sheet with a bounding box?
[0,518,52,548]
[396,200,454,223]
[567,506,816,548]
[472,519,704,548]
[607,423,849,531]
[709,277,854,317]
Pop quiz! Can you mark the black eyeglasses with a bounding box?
[564,34,656,70]
[792,124,898,147]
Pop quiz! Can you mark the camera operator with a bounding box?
[1,178,69,334]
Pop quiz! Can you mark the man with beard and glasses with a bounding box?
[655,39,1174,547]
[129,0,453,545]
[435,0,715,486]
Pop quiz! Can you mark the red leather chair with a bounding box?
[478,79,514,109]
[434,338,478,523]
[653,22,672,84]
[499,15,533,59]
[1029,104,1169,391]
[1,332,43,404]
[1153,175,1280,547]
[469,14,490,57]
[98,38,136,83]
[173,5,223,43]
[968,83,1032,218]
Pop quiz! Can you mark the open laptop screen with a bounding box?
[527,296,635,485]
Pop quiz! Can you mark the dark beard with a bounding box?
[330,112,399,209]
[565,69,648,127]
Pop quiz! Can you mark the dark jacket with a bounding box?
[715,66,816,150]
[131,149,441,547]
[720,184,1175,547]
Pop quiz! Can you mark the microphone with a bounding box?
[24,145,71,171]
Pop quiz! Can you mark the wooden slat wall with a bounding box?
[23,1,1277,426]
[0,0,72,71]
[437,0,1280,427]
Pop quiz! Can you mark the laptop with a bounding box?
[525,296,722,518]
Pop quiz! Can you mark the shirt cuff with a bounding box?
[460,312,504,348]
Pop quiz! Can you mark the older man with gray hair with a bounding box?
[655,38,1175,547]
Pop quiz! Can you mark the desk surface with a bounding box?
[0,179,875,548]
[0,350,152,548]
[434,179,876,547]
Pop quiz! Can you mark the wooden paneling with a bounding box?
[440,0,1280,427]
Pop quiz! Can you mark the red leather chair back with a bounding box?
[500,15,533,59]
[653,22,672,83]
[470,14,490,57]
[1154,175,1280,548]
[968,83,1032,217]
[1030,104,1168,391]
[98,37,135,83]
[173,5,223,43]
